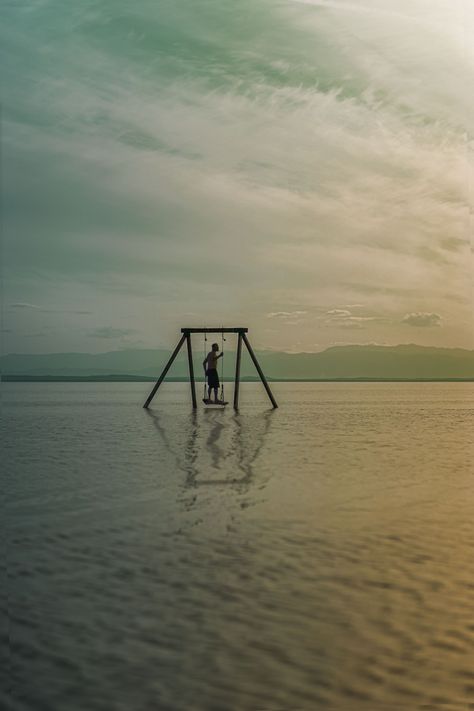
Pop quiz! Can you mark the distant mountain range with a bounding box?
[1,344,473,380]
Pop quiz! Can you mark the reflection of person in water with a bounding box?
[203,342,223,403]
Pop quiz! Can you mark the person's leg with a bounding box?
[213,386,218,403]
[207,385,212,401]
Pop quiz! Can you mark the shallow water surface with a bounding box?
[2,382,474,710]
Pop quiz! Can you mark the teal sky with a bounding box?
[2,0,473,353]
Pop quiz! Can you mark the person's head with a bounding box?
[212,342,219,352]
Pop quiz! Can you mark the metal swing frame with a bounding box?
[143,327,278,410]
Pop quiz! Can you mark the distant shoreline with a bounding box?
[3,345,472,382]
[2,376,473,383]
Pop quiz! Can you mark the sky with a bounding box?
[2,0,473,354]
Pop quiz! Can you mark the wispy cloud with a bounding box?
[10,303,43,310]
[324,307,387,330]
[327,309,351,317]
[402,312,442,327]
[88,327,137,340]
[9,303,92,315]
[267,311,308,319]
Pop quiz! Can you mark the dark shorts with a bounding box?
[206,368,219,389]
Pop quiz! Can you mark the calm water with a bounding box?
[2,382,474,711]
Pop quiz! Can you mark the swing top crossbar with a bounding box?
[181,327,248,334]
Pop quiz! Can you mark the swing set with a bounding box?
[143,327,278,410]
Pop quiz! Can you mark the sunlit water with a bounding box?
[2,382,474,711]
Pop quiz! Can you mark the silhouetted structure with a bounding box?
[143,327,278,410]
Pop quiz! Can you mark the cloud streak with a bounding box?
[402,312,442,328]
[88,327,137,340]
[10,303,43,310]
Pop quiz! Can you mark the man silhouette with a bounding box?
[203,342,223,403]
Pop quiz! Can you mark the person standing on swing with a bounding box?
[203,342,223,403]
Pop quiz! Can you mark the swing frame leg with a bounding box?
[143,334,186,408]
[233,332,242,410]
[186,332,197,409]
[242,333,278,408]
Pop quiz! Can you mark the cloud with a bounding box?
[1,0,471,353]
[9,303,91,315]
[402,312,442,327]
[333,321,365,330]
[326,309,351,317]
[325,307,385,330]
[267,311,308,319]
[88,327,137,339]
[10,302,43,310]
[325,309,366,329]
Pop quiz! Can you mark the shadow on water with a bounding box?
[145,407,275,509]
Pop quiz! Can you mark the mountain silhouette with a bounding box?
[2,344,473,380]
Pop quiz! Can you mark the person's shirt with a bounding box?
[206,351,218,370]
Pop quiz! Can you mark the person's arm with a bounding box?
[203,356,207,370]
[217,352,223,359]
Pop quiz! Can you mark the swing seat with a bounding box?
[202,398,228,407]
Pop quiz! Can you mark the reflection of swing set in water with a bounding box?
[143,327,278,410]
[145,407,274,497]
